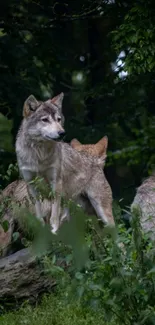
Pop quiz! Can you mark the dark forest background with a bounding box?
[0,0,155,207]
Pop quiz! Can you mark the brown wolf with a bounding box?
[131,174,155,241]
[70,136,108,163]
[1,180,51,222]
[15,94,115,233]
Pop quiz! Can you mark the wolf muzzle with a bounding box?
[58,130,66,140]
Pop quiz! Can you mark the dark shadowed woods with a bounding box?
[0,0,155,206]
[1,3,155,324]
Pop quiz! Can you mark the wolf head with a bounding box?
[22,93,65,141]
[70,136,108,167]
[70,136,108,157]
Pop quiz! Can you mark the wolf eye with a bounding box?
[57,117,61,122]
[41,117,49,123]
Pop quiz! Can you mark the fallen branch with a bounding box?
[0,248,56,303]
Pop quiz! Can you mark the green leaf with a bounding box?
[2,220,9,232]
[12,232,20,242]
[75,272,83,280]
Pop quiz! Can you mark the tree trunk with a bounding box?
[0,248,56,303]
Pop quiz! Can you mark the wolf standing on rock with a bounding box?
[15,93,115,233]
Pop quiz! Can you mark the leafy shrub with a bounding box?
[1,170,155,324]
[41,209,155,325]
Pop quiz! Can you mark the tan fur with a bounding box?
[70,136,108,166]
[131,174,155,241]
[70,135,112,219]
[71,136,108,157]
[1,180,51,222]
[15,94,115,233]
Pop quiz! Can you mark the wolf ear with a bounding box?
[23,95,39,118]
[51,92,64,110]
[95,136,108,155]
[70,138,82,148]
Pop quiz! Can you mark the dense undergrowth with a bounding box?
[0,293,114,325]
[1,206,155,325]
[1,169,155,324]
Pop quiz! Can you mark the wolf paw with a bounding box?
[51,226,58,235]
[40,218,45,226]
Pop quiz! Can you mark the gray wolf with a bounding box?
[3,135,111,222]
[131,174,155,241]
[15,93,65,230]
[15,94,115,233]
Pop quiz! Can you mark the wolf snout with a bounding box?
[58,130,66,138]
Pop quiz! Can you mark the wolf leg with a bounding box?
[86,174,115,226]
[50,198,61,233]
[86,194,114,226]
[28,184,45,225]
[21,170,44,224]
[60,207,70,223]
[49,180,63,234]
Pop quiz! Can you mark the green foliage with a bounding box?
[0,195,11,228]
[0,163,19,184]
[10,196,155,325]
[29,177,52,200]
[0,0,155,200]
[108,114,155,171]
[0,163,19,229]
[63,223,155,324]
[2,180,155,324]
[1,2,155,321]
[0,114,13,152]
[0,294,109,325]
[112,0,155,74]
